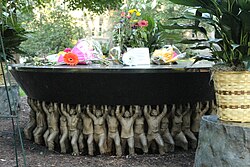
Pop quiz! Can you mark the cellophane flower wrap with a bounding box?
[58,39,103,65]
[151,45,182,64]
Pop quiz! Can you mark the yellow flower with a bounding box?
[136,12,141,16]
[128,9,138,14]
[58,51,66,56]
[71,40,78,45]
[132,19,138,23]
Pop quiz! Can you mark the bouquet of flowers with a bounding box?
[113,9,149,53]
[57,39,103,66]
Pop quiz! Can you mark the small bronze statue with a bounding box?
[134,106,148,154]
[191,101,209,133]
[42,101,60,151]
[78,105,94,156]
[61,103,81,156]
[24,98,37,140]
[171,104,188,150]
[160,105,175,152]
[33,100,47,145]
[116,105,139,155]
[182,103,197,149]
[59,114,69,154]
[144,105,167,155]
[209,100,217,115]
[106,106,122,156]
[87,105,108,155]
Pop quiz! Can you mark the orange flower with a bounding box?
[63,53,79,66]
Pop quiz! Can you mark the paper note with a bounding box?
[122,48,150,66]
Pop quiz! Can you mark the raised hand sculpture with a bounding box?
[61,103,81,156]
[33,100,47,145]
[209,100,217,115]
[59,111,69,154]
[116,105,139,155]
[42,101,60,151]
[87,105,108,155]
[134,106,148,154]
[106,105,122,156]
[144,105,167,155]
[171,104,188,150]
[78,105,94,155]
[191,101,209,133]
[24,98,37,140]
[182,103,197,149]
[160,104,175,153]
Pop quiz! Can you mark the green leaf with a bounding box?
[190,45,211,50]
[162,23,207,36]
[168,0,202,6]
[237,0,250,11]
[178,39,207,44]
[192,55,217,65]
[239,10,250,34]
[220,12,241,43]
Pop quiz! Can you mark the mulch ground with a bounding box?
[0,97,195,167]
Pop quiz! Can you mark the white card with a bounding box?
[122,48,150,66]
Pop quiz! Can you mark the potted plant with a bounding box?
[165,0,250,122]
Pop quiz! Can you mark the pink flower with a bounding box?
[121,12,126,17]
[64,48,72,53]
[138,20,148,27]
[126,15,131,19]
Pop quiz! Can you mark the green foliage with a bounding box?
[21,5,85,57]
[19,87,26,97]
[112,9,149,52]
[166,0,250,70]
[0,0,27,62]
[112,0,189,53]
[64,0,122,13]
[24,0,122,14]
[140,14,167,53]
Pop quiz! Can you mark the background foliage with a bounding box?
[21,4,84,57]
[2,0,200,60]
[0,0,27,62]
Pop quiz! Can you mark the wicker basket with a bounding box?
[213,71,250,122]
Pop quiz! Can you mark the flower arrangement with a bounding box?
[113,9,149,53]
[57,39,103,66]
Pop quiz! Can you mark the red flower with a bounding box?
[63,53,79,66]
[64,48,72,53]
[138,20,148,27]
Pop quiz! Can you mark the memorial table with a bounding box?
[10,63,215,105]
[9,63,216,155]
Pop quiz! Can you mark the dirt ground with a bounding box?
[0,97,195,167]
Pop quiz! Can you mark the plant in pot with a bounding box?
[165,0,250,122]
